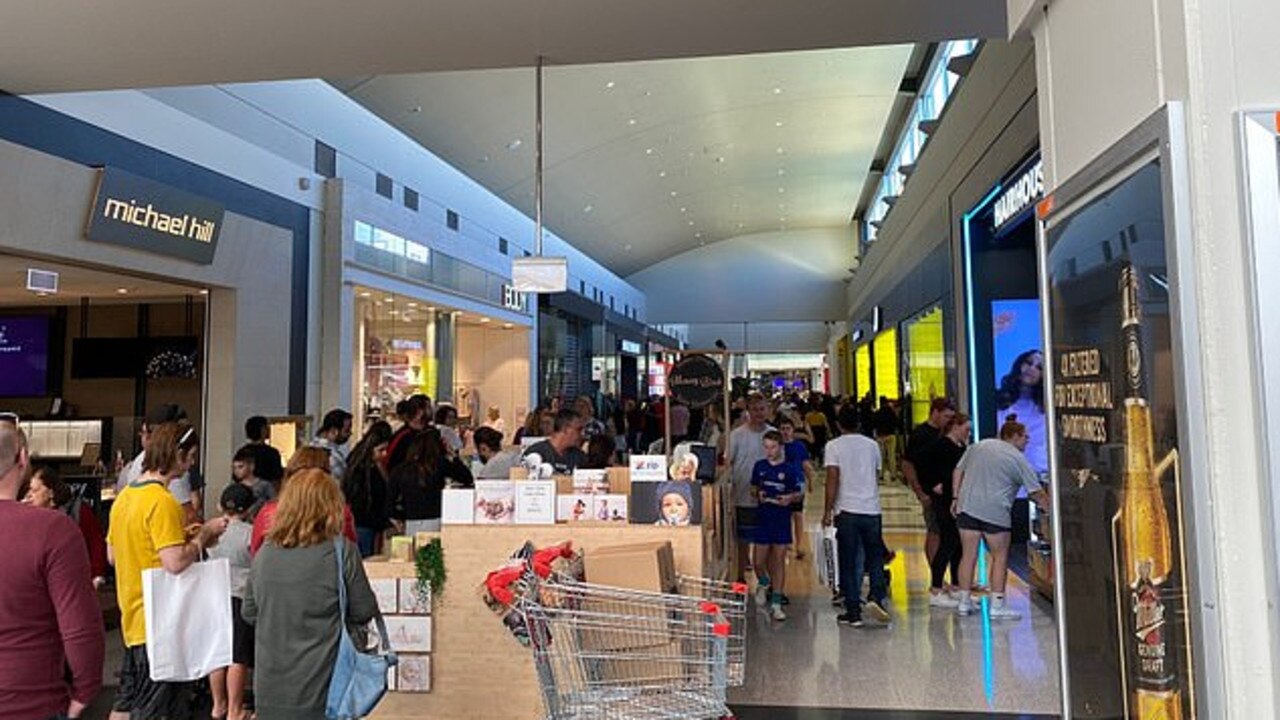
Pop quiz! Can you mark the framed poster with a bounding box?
[1038,103,1214,719]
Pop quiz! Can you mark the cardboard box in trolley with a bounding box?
[594,636,687,686]
[583,541,677,593]
[579,541,679,652]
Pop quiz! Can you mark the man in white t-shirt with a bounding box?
[823,404,891,628]
[727,394,773,585]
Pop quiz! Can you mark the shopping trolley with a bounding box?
[675,575,747,687]
[515,576,735,720]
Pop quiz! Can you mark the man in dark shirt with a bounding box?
[902,397,956,567]
[523,409,587,474]
[0,423,105,720]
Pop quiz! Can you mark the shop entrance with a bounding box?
[0,253,209,507]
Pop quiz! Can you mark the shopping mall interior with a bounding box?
[0,1,1278,719]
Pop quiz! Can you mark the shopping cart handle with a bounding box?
[700,601,721,615]
[484,565,526,605]
[731,582,749,595]
[713,623,732,637]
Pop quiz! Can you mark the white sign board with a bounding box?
[511,256,568,293]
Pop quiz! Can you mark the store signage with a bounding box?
[502,285,528,313]
[86,167,224,265]
[666,353,725,408]
[993,156,1044,231]
[619,339,643,355]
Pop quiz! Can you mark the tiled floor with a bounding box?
[727,481,1063,717]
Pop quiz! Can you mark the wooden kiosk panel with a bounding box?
[368,524,704,719]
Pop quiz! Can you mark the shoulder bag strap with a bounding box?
[334,536,393,654]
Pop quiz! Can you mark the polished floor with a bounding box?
[727,482,1063,717]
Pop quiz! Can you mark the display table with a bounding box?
[368,523,706,720]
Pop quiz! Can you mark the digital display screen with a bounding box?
[991,299,1046,472]
[0,316,50,397]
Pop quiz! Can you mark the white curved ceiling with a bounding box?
[335,45,913,276]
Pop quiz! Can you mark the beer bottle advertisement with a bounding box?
[1045,161,1196,719]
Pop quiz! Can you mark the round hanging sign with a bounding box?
[667,353,725,408]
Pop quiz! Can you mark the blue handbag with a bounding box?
[326,537,397,720]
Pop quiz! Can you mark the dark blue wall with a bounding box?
[0,93,310,414]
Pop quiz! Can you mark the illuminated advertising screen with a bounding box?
[1048,159,1195,719]
[872,328,899,400]
[903,307,946,427]
[991,299,1047,472]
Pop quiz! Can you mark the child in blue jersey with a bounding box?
[776,416,816,562]
[751,430,805,621]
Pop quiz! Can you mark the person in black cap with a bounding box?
[207,483,256,720]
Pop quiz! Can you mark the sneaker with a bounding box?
[989,598,1021,621]
[755,583,770,607]
[956,598,973,616]
[836,613,864,628]
[769,604,787,621]
[929,591,960,609]
[865,599,891,623]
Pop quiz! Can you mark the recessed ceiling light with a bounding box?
[643,90,652,97]
[780,216,788,222]
[680,207,687,213]
[503,323,513,329]
[778,187,786,193]
[777,169,786,176]
[583,205,594,213]
[775,121,784,128]
[506,138,523,150]
[670,191,678,197]
[480,317,491,323]
[116,288,129,295]
[695,232,703,238]
[772,87,784,95]
[688,220,695,226]
[715,157,725,163]
[737,222,745,229]
[776,147,785,155]
[605,81,616,89]
[645,148,655,155]
[628,118,637,126]
[658,170,667,178]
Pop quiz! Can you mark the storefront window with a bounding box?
[903,306,946,427]
[357,292,438,421]
[854,343,872,400]
[872,328,900,400]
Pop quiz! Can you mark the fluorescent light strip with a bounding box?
[962,183,1002,440]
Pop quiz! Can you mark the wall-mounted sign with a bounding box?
[993,155,1044,232]
[502,285,528,313]
[86,167,224,265]
[667,353,725,408]
[619,339,643,355]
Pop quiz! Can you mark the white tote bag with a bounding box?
[142,558,234,681]
[812,526,839,591]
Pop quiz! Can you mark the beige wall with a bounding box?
[1025,0,1280,715]
[455,325,531,441]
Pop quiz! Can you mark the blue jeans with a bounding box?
[355,526,377,558]
[836,512,887,618]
